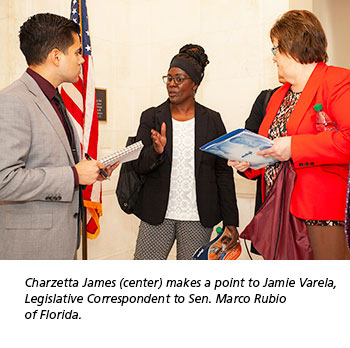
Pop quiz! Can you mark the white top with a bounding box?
[165,118,200,221]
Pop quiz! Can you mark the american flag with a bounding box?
[61,0,102,239]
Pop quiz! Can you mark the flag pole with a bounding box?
[82,206,88,260]
[64,0,101,249]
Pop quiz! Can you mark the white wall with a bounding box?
[4,0,348,259]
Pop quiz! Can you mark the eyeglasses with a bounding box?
[271,46,279,56]
[162,75,191,85]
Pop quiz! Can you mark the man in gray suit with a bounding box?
[0,13,117,259]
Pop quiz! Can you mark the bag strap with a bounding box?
[273,161,288,259]
[262,89,273,118]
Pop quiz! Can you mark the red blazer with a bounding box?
[247,62,350,220]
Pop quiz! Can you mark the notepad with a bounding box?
[100,141,144,166]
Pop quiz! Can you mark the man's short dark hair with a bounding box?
[19,13,80,66]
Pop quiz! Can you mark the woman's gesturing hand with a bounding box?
[152,122,167,155]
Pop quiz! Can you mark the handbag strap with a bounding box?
[273,161,288,259]
[262,89,273,118]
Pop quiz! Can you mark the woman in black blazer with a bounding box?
[132,44,239,259]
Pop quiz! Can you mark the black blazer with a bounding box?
[132,99,239,227]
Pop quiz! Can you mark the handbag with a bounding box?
[193,227,241,260]
[115,136,145,214]
[116,107,162,215]
[240,160,313,260]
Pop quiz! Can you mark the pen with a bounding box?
[84,153,110,180]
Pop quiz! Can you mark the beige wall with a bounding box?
[313,0,350,68]
[2,0,348,259]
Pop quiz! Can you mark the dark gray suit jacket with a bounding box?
[0,72,81,259]
[132,99,239,227]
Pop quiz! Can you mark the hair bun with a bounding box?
[179,44,209,71]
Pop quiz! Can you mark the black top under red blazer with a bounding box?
[132,99,239,227]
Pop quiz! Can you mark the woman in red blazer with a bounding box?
[230,10,350,259]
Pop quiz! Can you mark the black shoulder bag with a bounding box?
[115,136,145,214]
[116,107,160,214]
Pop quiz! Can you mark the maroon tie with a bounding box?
[53,92,79,164]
